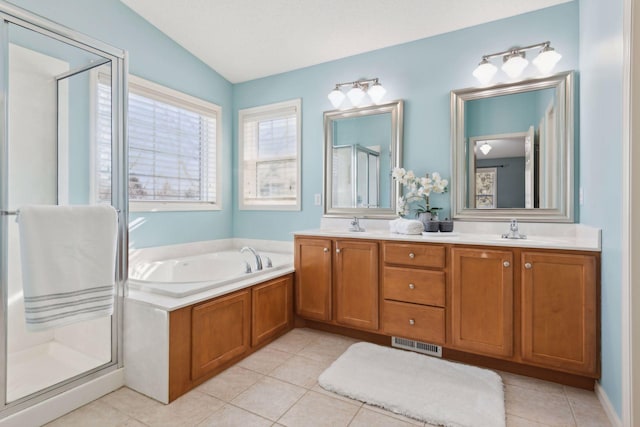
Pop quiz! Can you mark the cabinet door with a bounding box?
[294,237,332,321]
[252,275,293,347]
[521,252,597,375]
[335,240,379,330]
[191,290,250,380]
[450,247,514,357]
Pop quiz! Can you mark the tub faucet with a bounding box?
[240,246,263,271]
[501,218,527,239]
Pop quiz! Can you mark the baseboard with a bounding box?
[0,368,124,427]
[595,382,623,427]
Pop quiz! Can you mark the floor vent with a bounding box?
[392,336,442,358]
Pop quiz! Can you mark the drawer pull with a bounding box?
[336,248,341,253]
[408,283,415,290]
[409,252,415,259]
[525,262,532,269]
[409,319,415,325]
[323,248,328,253]
[503,261,510,268]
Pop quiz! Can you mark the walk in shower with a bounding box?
[0,2,126,417]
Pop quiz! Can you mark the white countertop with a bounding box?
[298,219,601,252]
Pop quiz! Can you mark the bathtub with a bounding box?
[128,250,293,298]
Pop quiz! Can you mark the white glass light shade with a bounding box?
[479,142,492,155]
[367,82,386,104]
[347,85,366,106]
[472,59,497,84]
[533,47,562,74]
[328,88,346,108]
[502,52,529,78]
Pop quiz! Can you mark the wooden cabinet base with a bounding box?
[168,274,294,402]
[298,319,596,391]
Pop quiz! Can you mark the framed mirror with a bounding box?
[323,100,403,218]
[451,71,574,222]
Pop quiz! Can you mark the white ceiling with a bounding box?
[120,0,571,84]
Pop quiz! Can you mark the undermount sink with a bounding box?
[489,236,559,245]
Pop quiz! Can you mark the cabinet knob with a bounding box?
[503,261,510,268]
[323,248,328,253]
[336,248,341,254]
[409,319,415,326]
[408,283,415,290]
[409,252,415,259]
[525,262,532,269]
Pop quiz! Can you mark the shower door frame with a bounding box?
[0,1,128,416]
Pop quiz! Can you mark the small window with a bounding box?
[96,74,221,211]
[238,99,301,210]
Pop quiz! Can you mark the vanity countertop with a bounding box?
[295,220,601,252]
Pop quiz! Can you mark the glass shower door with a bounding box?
[0,17,125,409]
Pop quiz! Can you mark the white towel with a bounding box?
[389,218,424,235]
[17,205,118,332]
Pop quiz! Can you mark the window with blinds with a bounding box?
[96,74,221,210]
[238,99,301,210]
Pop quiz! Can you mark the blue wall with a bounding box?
[8,0,234,249]
[579,0,624,417]
[232,3,580,240]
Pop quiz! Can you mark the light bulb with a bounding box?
[328,87,345,108]
[502,51,529,79]
[367,82,386,104]
[472,58,497,85]
[533,46,562,74]
[347,84,365,106]
[479,142,492,155]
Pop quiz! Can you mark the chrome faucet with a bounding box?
[240,246,263,271]
[349,217,365,232]
[502,219,527,240]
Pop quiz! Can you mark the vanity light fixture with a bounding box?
[473,41,562,84]
[479,142,492,155]
[328,78,386,108]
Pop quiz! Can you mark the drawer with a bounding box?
[383,243,445,269]
[383,267,445,307]
[382,300,445,344]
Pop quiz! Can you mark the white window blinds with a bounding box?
[97,74,220,208]
[239,99,301,210]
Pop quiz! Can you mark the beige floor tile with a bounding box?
[268,328,320,353]
[363,404,423,426]
[269,354,329,388]
[278,391,360,427]
[507,414,547,426]
[45,400,131,427]
[196,365,264,401]
[99,386,163,418]
[238,346,294,374]
[505,384,575,426]
[310,383,363,405]
[231,376,306,421]
[499,371,565,395]
[197,404,272,426]
[349,407,419,427]
[564,387,611,427]
[133,390,224,426]
[118,419,148,427]
[296,336,353,363]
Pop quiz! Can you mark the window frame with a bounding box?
[93,73,223,212]
[238,98,302,211]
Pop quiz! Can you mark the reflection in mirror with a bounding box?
[451,72,574,222]
[324,101,403,218]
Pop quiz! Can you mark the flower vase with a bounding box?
[417,212,438,232]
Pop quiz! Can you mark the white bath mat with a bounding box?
[318,342,505,427]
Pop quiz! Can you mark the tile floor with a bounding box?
[47,328,611,427]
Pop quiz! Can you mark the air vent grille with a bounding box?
[391,336,442,357]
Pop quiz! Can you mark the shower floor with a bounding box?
[7,341,107,402]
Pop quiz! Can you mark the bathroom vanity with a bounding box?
[294,224,600,387]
